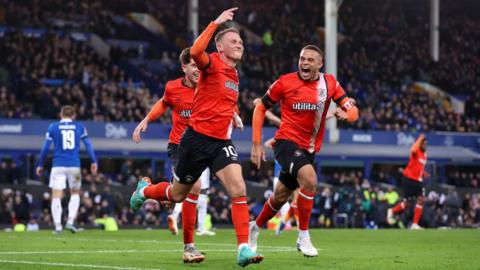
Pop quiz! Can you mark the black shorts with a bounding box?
[402,176,425,199]
[274,139,315,190]
[174,127,240,185]
[167,143,179,166]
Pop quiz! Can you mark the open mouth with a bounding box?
[300,67,310,77]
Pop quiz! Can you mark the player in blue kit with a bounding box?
[36,105,97,234]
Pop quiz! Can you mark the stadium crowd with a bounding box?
[0,0,479,232]
[1,180,479,229]
[0,0,479,132]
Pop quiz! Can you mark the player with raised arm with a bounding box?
[249,45,359,257]
[132,48,211,263]
[36,105,97,234]
[387,134,429,229]
[129,8,263,267]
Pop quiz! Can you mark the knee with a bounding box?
[300,176,317,193]
[272,192,290,205]
[170,191,188,203]
[417,196,426,205]
[227,179,246,198]
[297,166,317,193]
[190,182,201,195]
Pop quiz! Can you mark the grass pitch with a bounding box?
[0,228,479,270]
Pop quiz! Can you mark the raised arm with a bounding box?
[191,8,238,69]
[411,134,425,154]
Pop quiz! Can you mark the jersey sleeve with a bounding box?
[45,124,54,141]
[261,79,285,109]
[161,83,173,107]
[330,76,348,105]
[79,124,88,139]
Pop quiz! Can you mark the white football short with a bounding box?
[49,167,82,190]
[199,168,210,189]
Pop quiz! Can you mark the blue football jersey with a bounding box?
[274,159,281,178]
[44,119,90,167]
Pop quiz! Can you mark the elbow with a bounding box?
[190,45,202,59]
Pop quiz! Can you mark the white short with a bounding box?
[273,176,279,190]
[49,167,82,190]
[199,168,210,189]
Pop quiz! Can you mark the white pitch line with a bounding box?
[0,259,162,270]
[0,248,298,255]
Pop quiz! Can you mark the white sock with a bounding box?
[298,230,310,239]
[279,201,290,222]
[51,198,62,231]
[67,194,80,225]
[184,243,195,249]
[139,187,146,198]
[172,203,182,219]
[197,194,208,231]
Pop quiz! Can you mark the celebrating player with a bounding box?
[249,45,359,257]
[252,98,345,235]
[387,134,429,229]
[36,105,97,234]
[131,47,210,263]
[129,8,263,267]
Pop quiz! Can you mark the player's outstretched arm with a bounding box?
[251,102,267,169]
[190,7,238,69]
[411,133,425,154]
[133,99,168,143]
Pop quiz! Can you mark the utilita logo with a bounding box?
[179,110,192,118]
[292,102,323,111]
[105,123,127,139]
[396,132,415,146]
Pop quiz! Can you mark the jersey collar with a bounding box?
[296,72,320,82]
[60,118,73,122]
[182,78,196,89]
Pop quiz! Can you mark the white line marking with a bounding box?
[0,259,162,270]
[30,236,295,249]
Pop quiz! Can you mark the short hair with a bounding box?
[214,28,240,44]
[301,45,324,58]
[60,105,76,118]
[179,47,191,65]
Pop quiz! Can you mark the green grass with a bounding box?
[0,229,479,270]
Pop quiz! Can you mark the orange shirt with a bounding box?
[162,78,195,144]
[189,52,239,140]
[403,149,427,182]
[265,72,346,152]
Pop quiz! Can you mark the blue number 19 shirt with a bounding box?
[38,119,97,168]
